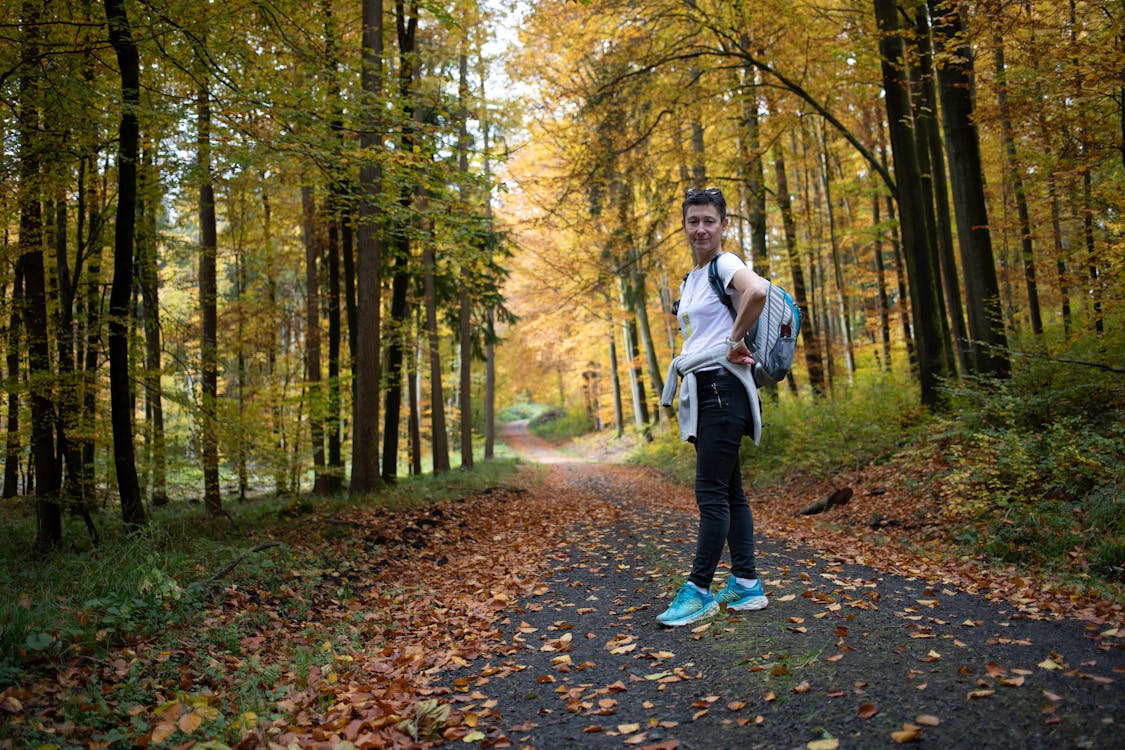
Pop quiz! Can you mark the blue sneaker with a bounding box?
[657,582,719,627]
[716,578,769,611]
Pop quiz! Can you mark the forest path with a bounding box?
[466,427,1125,749]
[6,425,1120,749]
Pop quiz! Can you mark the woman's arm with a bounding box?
[725,267,769,364]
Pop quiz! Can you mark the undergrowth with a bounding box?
[0,459,520,690]
[628,335,1124,599]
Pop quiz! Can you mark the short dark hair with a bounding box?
[682,187,726,221]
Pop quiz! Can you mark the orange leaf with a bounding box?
[857,703,878,719]
[891,723,921,743]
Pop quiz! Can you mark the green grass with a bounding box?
[629,367,930,490]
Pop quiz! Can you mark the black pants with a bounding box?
[689,368,758,589]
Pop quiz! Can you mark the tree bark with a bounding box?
[350,0,384,494]
[775,147,824,394]
[138,144,167,505]
[198,80,221,514]
[457,46,474,469]
[301,186,328,493]
[423,243,450,473]
[873,0,951,407]
[929,0,1009,377]
[104,0,145,528]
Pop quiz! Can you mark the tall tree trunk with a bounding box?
[479,61,496,460]
[21,5,60,545]
[381,242,409,481]
[4,270,23,499]
[423,243,450,474]
[262,191,288,494]
[606,306,624,438]
[820,132,855,378]
[739,40,769,276]
[929,0,1009,377]
[325,194,343,493]
[138,144,167,505]
[350,0,385,494]
[913,1,967,373]
[104,0,145,528]
[322,0,347,495]
[872,184,892,370]
[79,152,103,505]
[409,328,422,476]
[301,186,328,493]
[382,3,419,482]
[874,0,951,407]
[775,148,824,394]
[198,79,221,514]
[457,47,475,468]
[993,31,1043,336]
[617,277,651,440]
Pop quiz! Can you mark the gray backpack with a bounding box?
[708,253,801,386]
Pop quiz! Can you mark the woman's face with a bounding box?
[683,204,728,260]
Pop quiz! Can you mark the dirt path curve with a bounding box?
[450,426,1125,749]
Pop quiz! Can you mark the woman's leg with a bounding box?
[725,458,758,581]
[688,374,750,590]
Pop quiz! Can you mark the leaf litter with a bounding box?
[1,441,1122,748]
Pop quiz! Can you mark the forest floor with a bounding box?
[2,423,1122,749]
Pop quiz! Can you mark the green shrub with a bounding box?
[529,407,596,442]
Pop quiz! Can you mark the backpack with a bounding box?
[708,253,801,386]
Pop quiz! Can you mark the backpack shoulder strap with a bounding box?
[708,253,737,317]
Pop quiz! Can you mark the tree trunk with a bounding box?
[821,132,856,378]
[382,3,419,482]
[350,0,385,494]
[198,80,221,514]
[929,0,1009,377]
[607,309,624,438]
[739,42,769,276]
[775,148,824,394]
[105,0,145,528]
[262,191,289,494]
[423,244,450,474]
[993,31,1043,336]
[4,270,23,499]
[301,186,328,493]
[874,0,951,407]
[325,193,343,493]
[913,1,967,373]
[409,329,422,476]
[381,240,409,481]
[138,145,167,505]
[457,46,473,469]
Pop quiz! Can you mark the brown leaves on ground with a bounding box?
[1,469,612,748]
[751,454,1124,626]
[3,438,1122,748]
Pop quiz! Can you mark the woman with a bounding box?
[656,186,770,627]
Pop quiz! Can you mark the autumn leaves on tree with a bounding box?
[1,0,1120,545]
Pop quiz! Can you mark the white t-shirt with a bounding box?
[677,252,745,357]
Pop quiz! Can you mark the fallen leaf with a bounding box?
[808,739,839,750]
[857,703,878,719]
[915,714,940,726]
[891,723,921,743]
